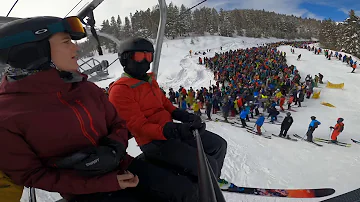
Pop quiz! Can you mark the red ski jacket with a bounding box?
[109,73,177,146]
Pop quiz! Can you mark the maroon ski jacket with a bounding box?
[0,68,133,197]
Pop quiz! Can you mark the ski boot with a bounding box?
[218,178,230,190]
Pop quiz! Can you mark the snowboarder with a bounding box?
[297,54,301,60]
[0,17,199,202]
[279,112,293,138]
[306,116,321,142]
[109,37,229,190]
[255,113,265,135]
[330,118,344,143]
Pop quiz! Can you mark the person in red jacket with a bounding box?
[330,118,345,143]
[0,16,197,202]
[108,37,229,189]
[279,96,286,111]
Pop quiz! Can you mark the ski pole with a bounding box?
[193,129,226,202]
[262,125,267,132]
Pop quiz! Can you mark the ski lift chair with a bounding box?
[95,60,109,77]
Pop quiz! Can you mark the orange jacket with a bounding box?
[109,73,176,146]
[331,122,344,140]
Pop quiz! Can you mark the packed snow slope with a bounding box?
[22,36,360,202]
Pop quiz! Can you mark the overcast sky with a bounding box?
[0,0,359,27]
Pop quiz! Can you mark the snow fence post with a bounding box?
[193,129,226,202]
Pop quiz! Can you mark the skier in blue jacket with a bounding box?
[306,116,321,142]
[239,108,249,128]
[255,113,265,135]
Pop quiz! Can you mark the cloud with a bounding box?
[338,8,360,16]
[1,0,357,27]
[339,8,350,15]
[205,0,324,20]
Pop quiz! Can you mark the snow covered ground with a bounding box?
[22,36,360,201]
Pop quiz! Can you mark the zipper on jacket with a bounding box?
[57,92,97,146]
[75,100,100,137]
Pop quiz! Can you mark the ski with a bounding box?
[314,138,351,147]
[232,121,254,129]
[222,183,335,198]
[351,139,360,144]
[292,105,307,108]
[293,134,323,147]
[214,118,234,124]
[264,121,282,125]
[272,134,298,141]
[246,129,272,139]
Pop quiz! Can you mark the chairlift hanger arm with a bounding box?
[77,0,104,23]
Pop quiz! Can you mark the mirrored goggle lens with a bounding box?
[132,52,153,62]
[63,16,86,39]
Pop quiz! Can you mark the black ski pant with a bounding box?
[306,127,315,142]
[279,127,290,137]
[140,130,227,180]
[206,106,212,119]
[73,158,198,202]
[223,110,229,121]
[255,108,259,116]
[240,118,247,127]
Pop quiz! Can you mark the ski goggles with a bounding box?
[58,16,87,40]
[0,16,86,50]
[132,51,153,63]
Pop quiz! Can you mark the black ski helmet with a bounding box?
[118,37,154,67]
[0,16,86,70]
[311,116,316,120]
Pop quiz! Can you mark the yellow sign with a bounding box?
[326,81,344,89]
[321,102,336,108]
[312,91,321,99]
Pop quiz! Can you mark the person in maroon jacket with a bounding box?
[0,16,198,202]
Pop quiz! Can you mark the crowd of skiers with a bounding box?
[297,45,358,73]
[168,42,345,143]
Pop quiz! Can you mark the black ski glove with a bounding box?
[163,122,194,140]
[188,113,204,129]
[171,108,191,123]
[55,137,126,177]
[171,108,205,130]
